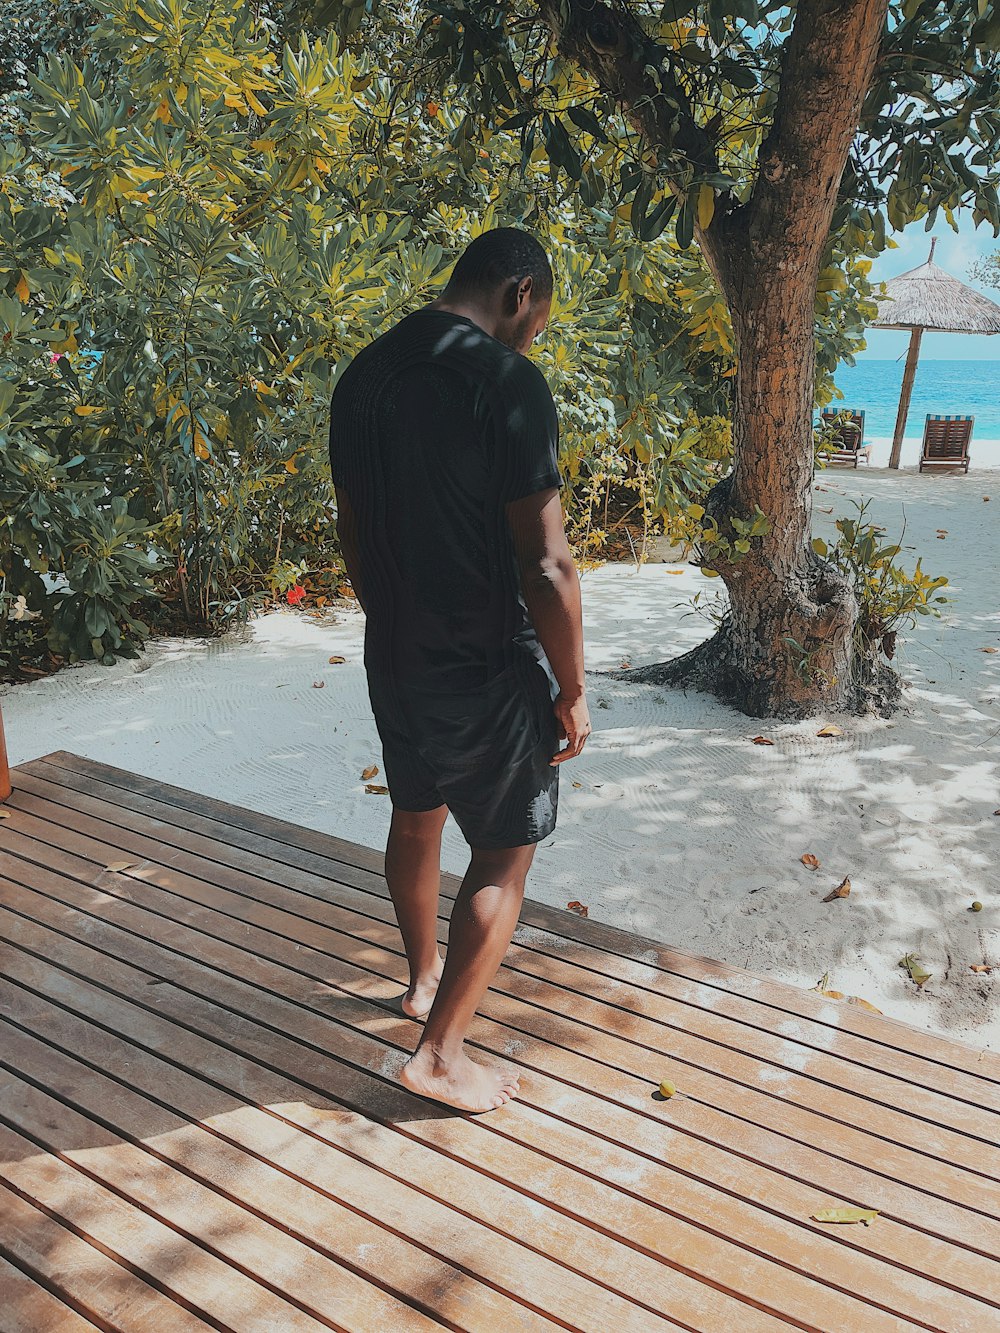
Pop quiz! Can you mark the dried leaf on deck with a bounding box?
[361,764,379,780]
[823,876,851,902]
[846,996,883,1014]
[567,900,589,917]
[751,736,774,746]
[801,853,821,871]
[813,1206,879,1226]
[0,810,10,819]
[899,952,932,987]
[106,860,140,873]
[816,725,843,737]
[364,784,389,795]
[328,655,347,664]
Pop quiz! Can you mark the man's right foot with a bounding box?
[399,1047,521,1113]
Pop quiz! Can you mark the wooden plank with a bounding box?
[8,765,999,1134]
[0,1249,102,1333]
[4,885,998,1323]
[1,950,936,1332]
[0,1019,624,1333]
[27,751,1000,1087]
[2,800,998,1203]
[0,1121,326,1331]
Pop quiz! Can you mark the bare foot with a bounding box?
[400,961,444,1019]
[399,1047,521,1113]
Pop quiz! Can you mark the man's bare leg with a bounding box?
[385,805,449,1018]
[400,842,535,1113]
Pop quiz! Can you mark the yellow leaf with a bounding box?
[245,89,268,116]
[194,429,210,460]
[813,1206,879,1226]
[697,184,715,231]
[74,405,101,416]
[154,99,172,123]
[284,455,299,474]
[252,138,276,151]
[15,271,29,302]
[816,724,843,737]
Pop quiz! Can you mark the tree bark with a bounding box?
[538,0,890,717]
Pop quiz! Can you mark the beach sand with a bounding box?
[3,464,998,1050]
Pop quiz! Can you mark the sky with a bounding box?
[859,214,1000,362]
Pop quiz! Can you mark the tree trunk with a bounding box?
[630,257,858,716]
[541,0,889,716]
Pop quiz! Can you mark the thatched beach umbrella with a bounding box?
[871,239,1000,468]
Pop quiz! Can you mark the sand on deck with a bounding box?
[3,465,998,1050]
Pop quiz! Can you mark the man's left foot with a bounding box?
[401,961,444,1018]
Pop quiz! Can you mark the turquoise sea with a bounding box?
[830,360,1000,466]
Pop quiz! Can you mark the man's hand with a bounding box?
[551,692,591,765]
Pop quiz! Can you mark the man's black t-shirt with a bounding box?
[328,308,562,694]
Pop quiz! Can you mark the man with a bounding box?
[329,227,590,1115]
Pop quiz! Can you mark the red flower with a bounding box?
[285,585,306,605]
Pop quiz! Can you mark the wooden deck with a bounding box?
[0,750,998,1332]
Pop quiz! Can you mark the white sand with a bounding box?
[3,465,998,1050]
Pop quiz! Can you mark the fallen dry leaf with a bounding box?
[572,781,582,789]
[328,655,346,664]
[980,647,999,654]
[984,496,991,502]
[801,853,821,871]
[751,736,775,746]
[666,569,685,575]
[970,964,994,974]
[846,996,883,1014]
[823,876,851,903]
[812,1206,879,1226]
[312,679,325,688]
[899,952,932,987]
[106,860,140,873]
[364,784,389,795]
[361,764,379,781]
[620,658,632,670]
[0,810,10,819]
[567,900,589,917]
[816,724,843,738]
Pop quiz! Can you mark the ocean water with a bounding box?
[831,358,1000,439]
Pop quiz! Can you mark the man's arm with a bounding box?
[506,487,590,765]
[334,484,368,614]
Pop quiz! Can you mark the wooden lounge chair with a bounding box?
[919,414,973,473]
[818,409,869,467]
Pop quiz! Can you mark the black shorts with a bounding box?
[366,661,559,850]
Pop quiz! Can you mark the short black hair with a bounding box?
[446,227,553,303]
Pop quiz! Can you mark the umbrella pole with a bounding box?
[888,327,923,469]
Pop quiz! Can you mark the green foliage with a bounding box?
[307,0,1000,245]
[815,500,949,673]
[0,0,883,676]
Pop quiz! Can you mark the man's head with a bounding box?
[443,227,553,355]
